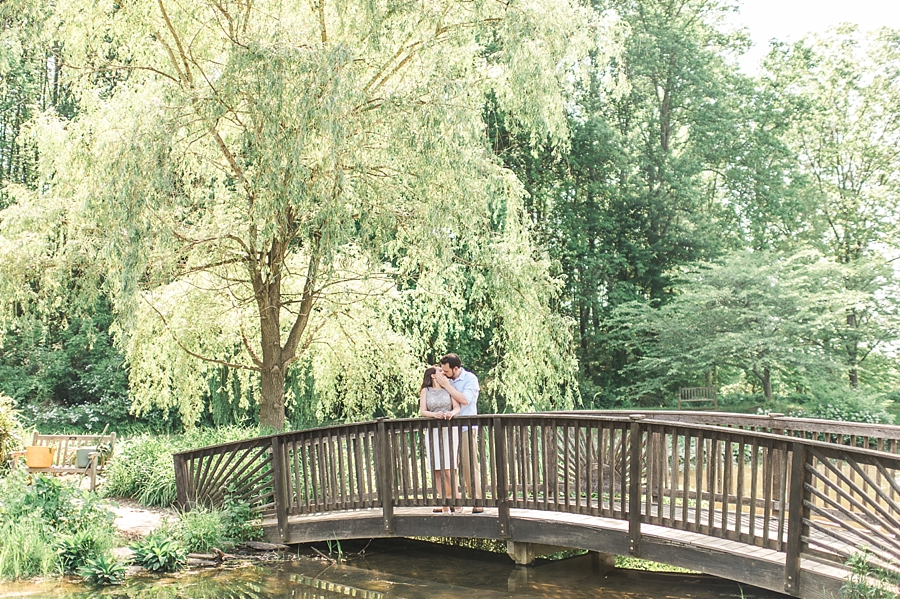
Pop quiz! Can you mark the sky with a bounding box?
[732,0,900,72]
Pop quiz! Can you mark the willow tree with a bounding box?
[38,0,610,428]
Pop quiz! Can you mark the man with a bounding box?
[433,353,483,513]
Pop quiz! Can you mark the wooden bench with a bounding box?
[9,431,116,492]
[678,386,718,410]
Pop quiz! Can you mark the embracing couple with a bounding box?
[418,353,483,514]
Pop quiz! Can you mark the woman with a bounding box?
[419,366,460,513]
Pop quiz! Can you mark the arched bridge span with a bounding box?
[174,412,900,599]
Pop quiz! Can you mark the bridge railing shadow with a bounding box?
[174,413,900,595]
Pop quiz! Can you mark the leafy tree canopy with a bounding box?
[611,250,899,403]
[0,0,623,427]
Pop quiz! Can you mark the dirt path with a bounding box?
[108,497,176,540]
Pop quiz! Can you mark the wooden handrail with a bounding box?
[173,412,900,593]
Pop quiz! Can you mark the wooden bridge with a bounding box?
[173,411,900,599]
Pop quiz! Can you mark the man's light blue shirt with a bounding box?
[451,368,480,418]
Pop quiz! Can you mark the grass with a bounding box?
[102,426,264,507]
[843,549,900,599]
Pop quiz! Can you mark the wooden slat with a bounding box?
[680,431,690,530]
[748,438,759,544]
[530,423,539,509]
[478,423,489,505]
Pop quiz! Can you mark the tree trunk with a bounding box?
[752,367,773,402]
[255,240,287,431]
[252,238,319,431]
[762,368,773,403]
[260,361,286,431]
[846,310,859,389]
[258,296,287,430]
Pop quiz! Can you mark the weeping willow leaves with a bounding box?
[9,0,618,427]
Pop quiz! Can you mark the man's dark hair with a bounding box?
[421,367,437,390]
[440,353,462,369]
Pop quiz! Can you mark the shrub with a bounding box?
[790,389,894,425]
[103,426,262,507]
[177,508,228,553]
[56,529,110,574]
[0,393,24,467]
[842,548,900,599]
[0,472,118,580]
[148,494,261,554]
[130,535,187,572]
[221,492,264,544]
[0,514,58,580]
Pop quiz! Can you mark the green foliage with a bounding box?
[78,554,127,585]
[610,250,880,403]
[0,393,24,464]
[175,509,228,554]
[220,493,264,545]
[1,0,900,429]
[614,556,698,573]
[325,539,344,563]
[56,528,110,574]
[0,513,58,579]
[790,390,894,425]
[160,495,262,553]
[0,472,118,580]
[6,0,606,431]
[102,427,262,506]
[842,548,900,599]
[0,299,184,436]
[129,535,187,573]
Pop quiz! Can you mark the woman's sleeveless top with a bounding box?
[425,388,452,412]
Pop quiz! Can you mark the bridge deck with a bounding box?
[263,506,846,599]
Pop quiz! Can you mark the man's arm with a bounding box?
[433,370,468,404]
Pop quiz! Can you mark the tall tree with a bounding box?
[493,0,768,402]
[764,26,900,387]
[25,0,606,428]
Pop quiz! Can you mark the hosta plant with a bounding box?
[130,536,187,573]
[78,554,127,585]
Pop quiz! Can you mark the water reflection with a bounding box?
[1,539,787,599]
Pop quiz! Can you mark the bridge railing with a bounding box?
[581,410,900,453]
[174,413,900,592]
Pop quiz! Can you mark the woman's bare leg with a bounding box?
[434,469,450,513]
[443,469,454,512]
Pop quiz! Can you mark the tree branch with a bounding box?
[157,0,194,86]
[282,231,322,363]
[143,296,261,372]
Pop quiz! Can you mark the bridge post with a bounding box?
[784,442,810,595]
[376,418,395,533]
[270,435,290,543]
[494,417,510,538]
[628,415,644,557]
[173,453,191,510]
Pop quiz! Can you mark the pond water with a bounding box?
[0,539,787,599]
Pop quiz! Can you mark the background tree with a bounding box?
[764,27,900,387]
[494,0,782,403]
[0,2,130,431]
[611,250,855,403]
